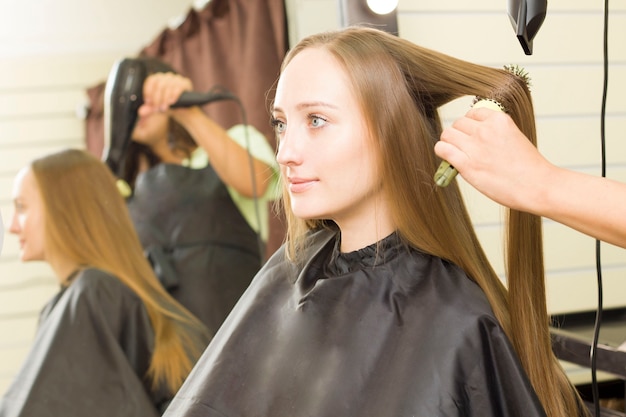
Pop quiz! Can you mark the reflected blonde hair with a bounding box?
[278,27,586,417]
[31,148,208,394]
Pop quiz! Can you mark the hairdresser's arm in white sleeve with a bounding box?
[435,107,626,249]
[172,107,274,198]
[139,72,274,198]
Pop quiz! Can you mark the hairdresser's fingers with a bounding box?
[444,116,478,143]
[434,139,468,172]
[449,109,518,156]
[159,73,192,109]
[143,73,187,111]
[137,102,159,117]
[142,73,158,102]
[138,74,162,117]
[142,74,161,111]
[160,73,192,110]
[438,121,468,151]
[465,106,501,122]
[437,124,508,198]
[447,109,504,143]
[152,73,174,111]
[439,117,505,177]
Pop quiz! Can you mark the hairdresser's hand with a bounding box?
[438,107,626,248]
[138,72,194,117]
[435,107,554,212]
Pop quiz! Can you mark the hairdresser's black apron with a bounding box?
[127,163,262,336]
[163,229,548,417]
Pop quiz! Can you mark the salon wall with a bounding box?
[0,0,623,394]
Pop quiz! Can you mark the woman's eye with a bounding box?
[271,118,286,134]
[310,115,327,128]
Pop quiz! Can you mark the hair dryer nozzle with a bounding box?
[507,0,547,55]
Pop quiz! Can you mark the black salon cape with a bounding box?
[0,268,168,417]
[128,163,262,336]
[163,229,547,417]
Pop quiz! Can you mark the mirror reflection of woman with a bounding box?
[0,149,209,417]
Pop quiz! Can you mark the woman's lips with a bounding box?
[288,177,317,193]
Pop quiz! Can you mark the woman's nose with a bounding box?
[9,213,20,235]
[276,130,302,167]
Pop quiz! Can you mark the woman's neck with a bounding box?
[334,192,396,253]
[337,215,395,253]
[49,257,81,286]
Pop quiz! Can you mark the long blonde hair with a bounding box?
[31,148,208,394]
[278,27,586,417]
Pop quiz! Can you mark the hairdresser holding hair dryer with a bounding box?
[435,107,626,249]
[104,57,279,338]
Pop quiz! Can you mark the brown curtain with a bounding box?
[84,0,288,257]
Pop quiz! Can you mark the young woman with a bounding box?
[108,57,279,335]
[0,149,209,417]
[162,27,587,417]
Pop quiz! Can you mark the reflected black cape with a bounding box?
[164,229,547,417]
[0,268,168,417]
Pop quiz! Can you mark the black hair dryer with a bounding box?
[507,0,547,55]
[102,58,147,177]
[101,57,236,177]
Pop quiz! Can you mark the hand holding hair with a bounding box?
[437,106,626,249]
[435,106,552,212]
[434,99,504,187]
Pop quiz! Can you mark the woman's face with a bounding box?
[273,47,388,233]
[10,168,46,262]
[130,110,169,147]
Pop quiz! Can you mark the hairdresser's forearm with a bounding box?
[174,107,272,197]
[528,166,626,249]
